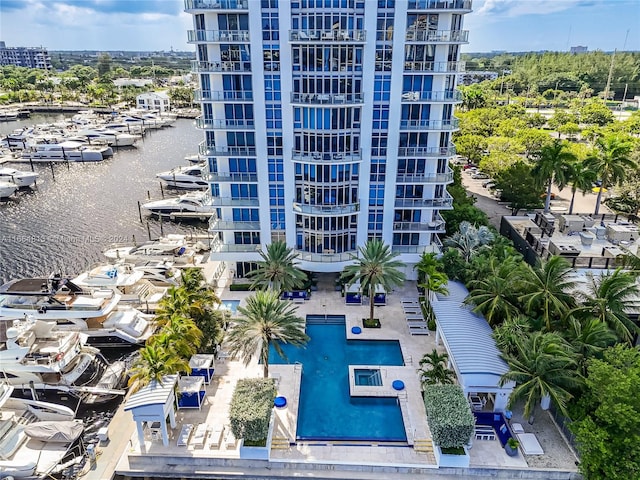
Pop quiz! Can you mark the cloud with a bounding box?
[0,0,181,16]
[473,0,636,17]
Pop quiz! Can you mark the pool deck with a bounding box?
[106,274,579,479]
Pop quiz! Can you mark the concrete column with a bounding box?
[136,422,146,453]
[161,419,169,447]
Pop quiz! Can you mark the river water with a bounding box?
[0,114,208,284]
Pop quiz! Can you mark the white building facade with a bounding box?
[185,0,470,279]
[136,91,171,111]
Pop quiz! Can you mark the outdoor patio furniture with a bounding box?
[224,426,237,449]
[474,426,495,440]
[177,424,194,446]
[511,422,525,434]
[209,425,225,449]
[409,326,430,335]
[190,423,208,448]
[517,433,544,455]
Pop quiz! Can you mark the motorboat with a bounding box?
[1,126,35,149]
[20,140,113,162]
[0,167,39,187]
[0,109,19,121]
[156,164,208,189]
[0,317,127,406]
[0,181,18,198]
[142,191,214,217]
[184,153,203,164]
[129,259,181,286]
[75,127,140,147]
[0,275,121,321]
[102,120,146,135]
[0,384,84,479]
[103,233,209,265]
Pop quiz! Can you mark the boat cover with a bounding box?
[23,421,83,443]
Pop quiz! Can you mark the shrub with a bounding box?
[229,378,276,443]
[423,384,474,448]
[362,318,381,328]
[229,283,253,291]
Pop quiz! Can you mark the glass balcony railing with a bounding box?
[187,30,250,43]
[392,215,446,232]
[291,150,362,163]
[198,142,256,156]
[398,118,460,130]
[210,219,261,231]
[392,244,441,254]
[405,29,469,43]
[397,145,456,157]
[289,30,366,42]
[212,243,263,253]
[293,202,360,215]
[194,90,253,101]
[204,172,258,182]
[210,197,260,207]
[403,60,466,73]
[400,90,462,102]
[294,250,356,263]
[394,195,454,208]
[291,92,365,105]
[191,60,251,73]
[184,0,249,11]
[396,169,454,183]
[407,0,472,11]
[195,117,255,130]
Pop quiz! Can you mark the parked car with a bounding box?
[471,172,490,180]
[482,179,495,188]
[462,163,478,170]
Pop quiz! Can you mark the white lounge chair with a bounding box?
[190,423,208,448]
[224,426,237,449]
[177,424,194,446]
[209,425,225,449]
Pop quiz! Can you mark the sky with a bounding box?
[0,0,638,53]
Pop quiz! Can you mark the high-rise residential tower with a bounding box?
[185,0,471,280]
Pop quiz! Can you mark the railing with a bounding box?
[210,197,260,206]
[398,145,456,157]
[400,90,462,102]
[195,117,255,130]
[405,29,469,43]
[293,202,360,215]
[213,243,263,253]
[291,150,362,163]
[198,142,256,156]
[393,216,446,232]
[396,170,453,183]
[289,30,366,42]
[191,60,251,73]
[294,250,356,263]
[394,195,454,208]
[404,60,466,73]
[407,0,472,10]
[187,30,250,42]
[398,118,460,130]
[291,92,364,104]
[194,90,253,101]
[204,172,258,182]
[391,245,440,254]
[184,0,249,10]
[210,219,261,231]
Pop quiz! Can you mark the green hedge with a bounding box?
[423,384,474,448]
[229,378,276,442]
[229,283,253,291]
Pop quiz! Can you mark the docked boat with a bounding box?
[0,109,19,121]
[0,317,127,406]
[0,167,39,187]
[75,127,140,147]
[142,191,214,217]
[103,234,209,265]
[0,181,18,198]
[20,141,113,162]
[1,126,35,149]
[130,260,181,286]
[156,164,208,189]
[0,384,84,480]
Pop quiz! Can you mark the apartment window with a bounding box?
[373,76,391,101]
[368,210,383,231]
[229,158,256,173]
[232,209,259,221]
[370,160,386,182]
[236,262,258,278]
[372,105,389,129]
[218,14,249,31]
[269,186,285,206]
[393,233,420,246]
[376,11,394,41]
[267,134,283,156]
[261,0,278,7]
[268,160,284,182]
[270,209,286,230]
[264,76,281,101]
[226,132,255,147]
[369,185,385,207]
[262,12,280,40]
[234,232,261,244]
[231,184,258,198]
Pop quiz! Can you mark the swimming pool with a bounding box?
[269,315,407,442]
[220,299,241,314]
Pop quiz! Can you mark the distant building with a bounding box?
[0,41,52,70]
[136,91,170,112]
[460,70,499,85]
[113,78,154,88]
[570,45,588,54]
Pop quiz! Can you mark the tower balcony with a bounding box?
[404,60,466,74]
[394,194,453,209]
[209,217,261,231]
[405,29,469,43]
[291,92,365,105]
[289,30,366,42]
[184,0,249,12]
[194,90,253,102]
[203,172,258,182]
[293,202,360,216]
[407,0,472,12]
[398,118,460,131]
[187,30,250,43]
[397,145,456,157]
[396,169,454,184]
[191,60,251,73]
[210,197,260,207]
[198,142,256,157]
[291,150,362,164]
[195,117,255,130]
[400,90,462,103]
[393,214,446,233]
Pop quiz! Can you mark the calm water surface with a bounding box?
[0,114,207,284]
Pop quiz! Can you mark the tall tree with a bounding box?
[532,140,576,212]
[566,160,597,214]
[128,343,190,393]
[226,289,308,378]
[563,316,617,376]
[584,135,636,215]
[444,221,494,262]
[247,241,307,292]
[500,332,581,423]
[418,350,456,387]
[494,162,545,215]
[341,239,406,323]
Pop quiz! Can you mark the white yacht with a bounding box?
[0,181,18,198]
[20,140,113,162]
[75,127,140,147]
[0,275,121,321]
[0,384,84,480]
[142,191,214,217]
[103,233,209,265]
[0,167,39,187]
[156,164,208,189]
[130,260,181,286]
[0,126,35,149]
[0,317,127,406]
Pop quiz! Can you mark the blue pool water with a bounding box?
[269,315,407,441]
[220,300,241,314]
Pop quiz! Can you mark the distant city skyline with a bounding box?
[0,0,638,53]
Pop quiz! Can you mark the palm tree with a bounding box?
[418,350,456,387]
[341,239,406,323]
[466,257,523,326]
[226,289,309,378]
[563,316,617,375]
[246,241,307,292]
[532,140,576,213]
[500,332,582,423]
[572,269,640,343]
[584,135,636,215]
[414,252,449,302]
[566,160,597,214]
[444,221,494,262]
[128,343,190,393]
[492,315,532,356]
[150,314,203,359]
[519,256,578,332]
